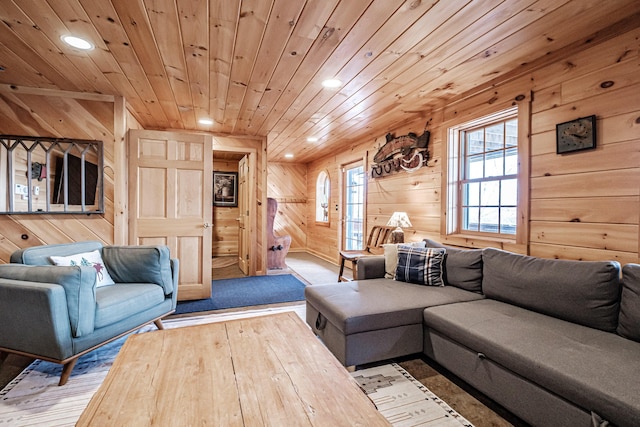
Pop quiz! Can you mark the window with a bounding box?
[315,171,330,223]
[447,107,519,238]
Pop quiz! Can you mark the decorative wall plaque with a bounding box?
[370,130,430,179]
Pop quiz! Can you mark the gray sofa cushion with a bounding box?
[423,299,640,426]
[102,245,174,295]
[618,264,640,342]
[304,278,483,335]
[424,239,483,293]
[482,248,621,332]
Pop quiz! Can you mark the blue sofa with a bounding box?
[0,241,179,385]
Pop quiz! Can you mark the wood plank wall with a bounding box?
[0,92,116,263]
[527,28,639,264]
[266,162,307,250]
[305,27,640,265]
[212,158,239,257]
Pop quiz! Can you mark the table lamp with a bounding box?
[386,212,412,243]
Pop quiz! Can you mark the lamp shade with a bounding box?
[386,212,412,229]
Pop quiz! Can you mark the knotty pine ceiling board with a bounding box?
[0,0,638,163]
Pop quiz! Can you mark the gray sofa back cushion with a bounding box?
[424,239,483,293]
[618,264,640,342]
[482,248,621,332]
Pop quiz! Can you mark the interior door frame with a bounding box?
[212,146,258,276]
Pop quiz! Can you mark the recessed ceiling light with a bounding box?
[61,35,94,50]
[306,136,318,142]
[198,118,214,125]
[321,78,342,88]
[284,153,294,159]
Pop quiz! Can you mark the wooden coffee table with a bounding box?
[77,311,389,426]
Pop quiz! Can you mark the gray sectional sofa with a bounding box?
[304,240,640,426]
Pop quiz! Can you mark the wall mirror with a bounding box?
[0,135,104,214]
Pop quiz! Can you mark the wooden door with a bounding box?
[128,129,212,300]
[237,155,249,275]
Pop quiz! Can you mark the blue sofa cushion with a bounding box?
[102,246,174,295]
[95,283,166,329]
[10,241,104,265]
[424,239,483,293]
[482,248,621,332]
[618,264,640,342]
[0,264,96,338]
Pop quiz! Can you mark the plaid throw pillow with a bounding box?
[395,246,446,286]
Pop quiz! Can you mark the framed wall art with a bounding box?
[556,115,596,154]
[213,171,238,207]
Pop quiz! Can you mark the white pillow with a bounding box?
[382,241,426,279]
[50,250,116,287]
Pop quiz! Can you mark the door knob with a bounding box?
[203,222,212,229]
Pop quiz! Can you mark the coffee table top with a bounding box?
[77,311,389,426]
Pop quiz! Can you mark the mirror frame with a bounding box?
[0,135,104,214]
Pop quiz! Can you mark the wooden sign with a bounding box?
[370,130,430,178]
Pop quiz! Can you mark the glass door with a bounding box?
[342,162,365,250]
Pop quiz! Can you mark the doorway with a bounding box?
[342,161,366,251]
[212,150,251,279]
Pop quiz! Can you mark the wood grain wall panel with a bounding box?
[213,207,240,256]
[530,222,638,253]
[267,162,307,250]
[528,26,640,263]
[306,26,640,265]
[530,243,638,265]
[0,92,116,263]
[530,197,639,225]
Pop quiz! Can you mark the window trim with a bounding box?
[442,94,531,251]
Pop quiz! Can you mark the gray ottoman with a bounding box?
[304,278,484,366]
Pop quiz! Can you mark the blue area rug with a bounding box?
[174,274,306,315]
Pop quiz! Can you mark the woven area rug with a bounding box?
[352,363,474,427]
[0,305,471,427]
[174,273,306,314]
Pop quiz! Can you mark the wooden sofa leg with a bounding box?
[154,319,165,330]
[59,358,78,386]
[0,351,9,365]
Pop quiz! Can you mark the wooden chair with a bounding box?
[338,225,393,282]
[267,197,291,269]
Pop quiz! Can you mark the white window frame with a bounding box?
[443,95,530,250]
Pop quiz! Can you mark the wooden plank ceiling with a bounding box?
[0,0,638,163]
